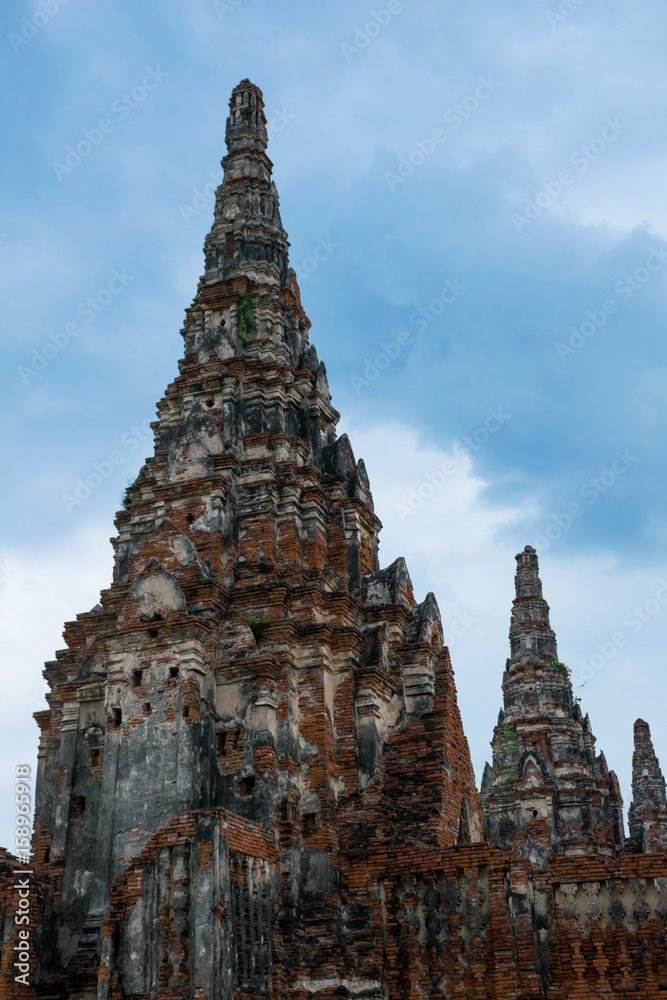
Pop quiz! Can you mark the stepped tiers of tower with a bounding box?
[1,80,665,1000]
[480,545,626,857]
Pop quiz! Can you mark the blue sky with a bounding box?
[2,0,667,849]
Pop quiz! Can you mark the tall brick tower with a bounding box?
[28,80,481,998]
[480,545,625,857]
[629,718,667,854]
[6,80,665,1000]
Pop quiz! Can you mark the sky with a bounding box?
[1,0,667,851]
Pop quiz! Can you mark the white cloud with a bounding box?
[345,419,667,821]
[562,159,667,237]
[0,526,112,852]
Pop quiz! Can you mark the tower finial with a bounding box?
[509,544,555,668]
[200,79,290,289]
[225,79,268,155]
[514,545,543,600]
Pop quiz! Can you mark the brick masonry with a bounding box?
[0,80,665,999]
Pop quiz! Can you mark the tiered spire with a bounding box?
[202,80,290,289]
[125,80,378,592]
[28,81,482,995]
[629,719,667,853]
[481,546,624,857]
[504,545,563,721]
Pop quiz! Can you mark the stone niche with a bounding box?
[100,811,278,1000]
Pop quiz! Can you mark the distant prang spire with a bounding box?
[506,544,559,712]
[629,719,667,853]
[481,546,625,858]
